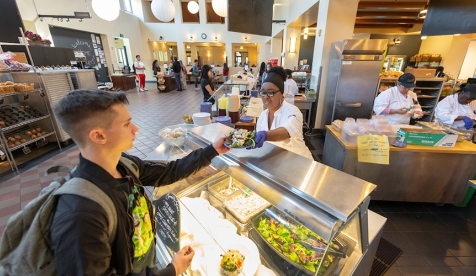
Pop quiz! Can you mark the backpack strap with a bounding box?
[54,179,117,245]
[119,156,140,179]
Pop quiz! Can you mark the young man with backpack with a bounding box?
[0,89,230,275]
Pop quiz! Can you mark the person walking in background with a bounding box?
[192,59,200,89]
[201,65,216,104]
[257,62,266,88]
[134,55,147,92]
[180,60,188,90]
[172,56,182,91]
[223,63,229,83]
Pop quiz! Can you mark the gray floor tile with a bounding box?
[456,257,476,266]
[396,256,432,267]
[425,256,464,267]
[397,266,437,276]
[432,266,458,276]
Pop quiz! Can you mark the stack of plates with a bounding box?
[192,112,212,126]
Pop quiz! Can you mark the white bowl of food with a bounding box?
[158,124,196,147]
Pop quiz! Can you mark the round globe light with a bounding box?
[151,0,176,22]
[91,0,120,21]
[187,1,199,14]
[212,0,227,17]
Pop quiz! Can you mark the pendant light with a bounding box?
[151,0,176,22]
[187,1,199,14]
[91,0,120,21]
[212,0,227,17]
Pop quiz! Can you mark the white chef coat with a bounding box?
[284,79,299,105]
[373,86,420,125]
[435,93,476,129]
[256,101,313,160]
[134,60,145,74]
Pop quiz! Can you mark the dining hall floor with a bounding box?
[1,83,476,276]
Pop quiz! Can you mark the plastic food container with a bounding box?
[224,190,271,224]
[208,176,247,202]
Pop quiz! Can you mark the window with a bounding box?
[124,0,132,13]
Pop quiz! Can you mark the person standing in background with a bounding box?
[172,56,183,91]
[192,59,200,89]
[283,69,299,105]
[179,60,187,90]
[261,62,273,88]
[223,63,229,83]
[134,55,147,92]
[257,62,266,88]
[201,65,215,104]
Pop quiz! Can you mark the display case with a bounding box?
[146,123,384,276]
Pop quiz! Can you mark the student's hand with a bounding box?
[213,135,232,154]
[171,245,195,276]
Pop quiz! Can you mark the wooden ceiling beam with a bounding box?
[355,18,424,24]
[356,11,420,18]
[354,23,414,29]
[358,2,426,10]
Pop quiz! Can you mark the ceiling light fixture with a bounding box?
[421,36,427,40]
[240,46,243,50]
[151,0,176,22]
[418,2,428,19]
[454,34,461,36]
[187,1,199,14]
[212,0,227,17]
[92,0,120,21]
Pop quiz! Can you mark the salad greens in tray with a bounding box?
[253,208,346,275]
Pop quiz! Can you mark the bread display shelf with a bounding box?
[1,114,50,131]
[8,131,54,151]
[0,89,42,97]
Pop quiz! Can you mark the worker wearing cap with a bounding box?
[373,73,423,124]
[435,84,476,129]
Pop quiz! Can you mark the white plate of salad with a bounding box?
[224,129,256,149]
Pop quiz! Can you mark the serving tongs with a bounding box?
[265,209,346,258]
[300,237,346,258]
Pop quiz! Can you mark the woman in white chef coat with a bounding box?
[373,73,423,124]
[435,84,476,129]
[283,69,299,105]
[253,66,314,160]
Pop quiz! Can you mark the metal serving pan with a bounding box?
[250,207,347,276]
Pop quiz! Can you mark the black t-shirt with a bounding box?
[172,61,181,73]
[201,78,214,100]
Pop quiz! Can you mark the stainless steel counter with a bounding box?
[149,123,384,275]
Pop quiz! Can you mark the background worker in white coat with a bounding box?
[373,73,423,124]
[283,69,299,105]
[253,66,313,160]
[435,84,476,129]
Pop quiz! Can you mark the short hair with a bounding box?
[136,55,140,58]
[173,56,178,61]
[194,59,198,63]
[284,69,293,79]
[54,89,129,146]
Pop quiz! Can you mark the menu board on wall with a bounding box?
[50,26,109,82]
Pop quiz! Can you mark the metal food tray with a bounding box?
[208,175,247,202]
[224,190,271,224]
[250,207,347,276]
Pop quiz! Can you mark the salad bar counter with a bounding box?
[146,123,386,276]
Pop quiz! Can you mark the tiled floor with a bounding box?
[1,83,476,275]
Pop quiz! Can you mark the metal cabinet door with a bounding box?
[333,60,381,121]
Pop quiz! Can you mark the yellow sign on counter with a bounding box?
[357,135,390,165]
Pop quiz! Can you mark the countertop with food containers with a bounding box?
[323,125,476,203]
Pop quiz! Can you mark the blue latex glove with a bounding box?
[248,131,267,149]
[463,116,473,130]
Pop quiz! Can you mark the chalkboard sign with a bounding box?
[50,26,109,82]
[153,193,181,252]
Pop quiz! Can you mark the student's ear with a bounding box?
[88,128,107,145]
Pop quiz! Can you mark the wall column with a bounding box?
[311,0,359,128]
